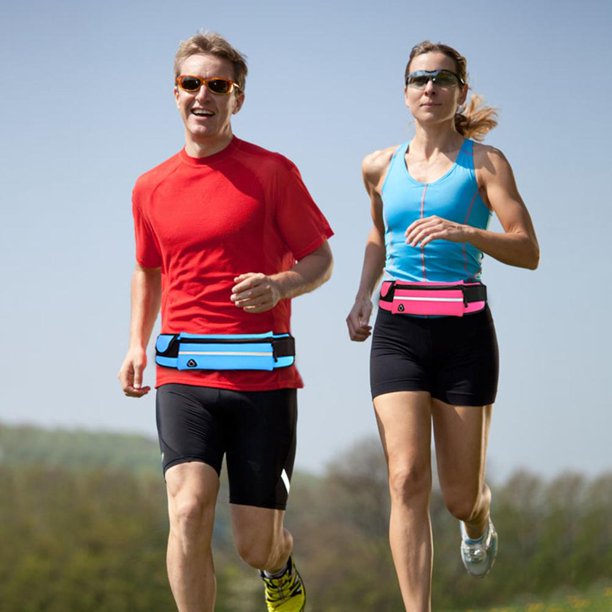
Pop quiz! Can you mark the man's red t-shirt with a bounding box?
[132,137,333,391]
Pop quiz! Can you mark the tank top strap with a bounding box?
[390,142,409,168]
[456,138,475,169]
[382,142,409,192]
[394,142,409,156]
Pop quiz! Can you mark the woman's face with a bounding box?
[404,51,467,127]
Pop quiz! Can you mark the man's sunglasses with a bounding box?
[405,69,465,89]
[175,75,241,95]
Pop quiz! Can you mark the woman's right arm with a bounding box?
[346,150,392,342]
[118,263,162,397]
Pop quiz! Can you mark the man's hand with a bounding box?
[118,347,151,398]
[231,273,283,313]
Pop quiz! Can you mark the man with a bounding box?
[118,31,333,612]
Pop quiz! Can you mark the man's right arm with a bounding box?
[118,263,162,397]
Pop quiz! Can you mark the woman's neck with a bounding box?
[411,123,464,158]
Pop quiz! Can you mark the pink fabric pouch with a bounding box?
[379,280,486,317]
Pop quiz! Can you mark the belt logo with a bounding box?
[187,359,197,368]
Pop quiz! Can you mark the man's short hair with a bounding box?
[174,31,248,91]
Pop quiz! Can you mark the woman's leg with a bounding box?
[432,400,493,538]
[374,390,433,612]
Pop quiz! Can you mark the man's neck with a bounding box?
[184,132,234,158]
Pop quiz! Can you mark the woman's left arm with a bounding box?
[405,146,540,270]
[473,146,540,269]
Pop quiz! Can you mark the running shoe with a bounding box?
[460,518,498,578]
[260,556,306,611]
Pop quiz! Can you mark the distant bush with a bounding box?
[0,423,160,476]
[0,424,610,611]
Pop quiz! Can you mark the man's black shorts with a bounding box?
[370,306,499,406]
[156,384,297,510]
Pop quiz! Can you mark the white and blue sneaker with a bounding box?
[460,518,498,578]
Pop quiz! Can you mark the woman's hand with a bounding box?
[405,215,468,247]
[346,296,373,342]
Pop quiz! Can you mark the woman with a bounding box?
[346,41,539,611]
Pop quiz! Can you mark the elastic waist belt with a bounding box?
[379,280,487,317]
[155,332,295,371]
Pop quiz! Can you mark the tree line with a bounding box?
[0,426,610,610]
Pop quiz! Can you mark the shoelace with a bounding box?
[263,572,299,603]
[461,524,490,563]
[462,540,487,562]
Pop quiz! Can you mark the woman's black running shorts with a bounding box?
[370,306,499,406]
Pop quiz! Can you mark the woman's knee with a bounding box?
[443,484,489,522]
[388,463,432,504]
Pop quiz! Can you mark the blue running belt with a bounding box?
[155,332,295,371]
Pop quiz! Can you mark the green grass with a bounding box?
[466,583,612,611]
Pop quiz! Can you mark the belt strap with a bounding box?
[155,332,295,371]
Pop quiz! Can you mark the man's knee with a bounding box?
[233,520,291,570]
[235,534,277,569]
[166,464,219,538]
[169,494,215,540]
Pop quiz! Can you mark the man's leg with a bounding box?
[374,390,433,612]
[231,505,292,572]
[223,387,297,571]
[232,504,305,611]
[156,385,226,611]
[165,462,220,612]
[224,388,304,609]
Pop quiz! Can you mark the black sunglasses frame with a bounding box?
[405,69,465,89]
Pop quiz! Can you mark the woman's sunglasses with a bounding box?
[405,69,464,89]
[175,75,241,95]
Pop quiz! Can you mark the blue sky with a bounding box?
[1,0,611,481]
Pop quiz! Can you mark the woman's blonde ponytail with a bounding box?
[454,93,498,141]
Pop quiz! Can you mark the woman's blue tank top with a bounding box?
[381,139,491,282]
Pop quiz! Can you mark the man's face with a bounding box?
[174,53,244,153]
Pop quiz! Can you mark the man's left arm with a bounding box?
[231,241,333,313]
